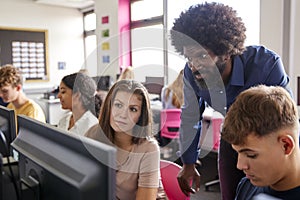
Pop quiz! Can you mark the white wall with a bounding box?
[0,0,85,92]
[261,0,300,111]
[260,0,284,57]
[290,0,300,108]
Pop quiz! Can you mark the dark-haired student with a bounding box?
[57,72,98,136]
[222,85,300,200]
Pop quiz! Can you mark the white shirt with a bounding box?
[57,110,98,136]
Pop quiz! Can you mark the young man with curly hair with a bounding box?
[170,2,291,200]
[0,64,46,122]
[222,85,300,200]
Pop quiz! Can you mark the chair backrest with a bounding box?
[160,109,181,139]
[212,118,223,150]
[160,160,190,200]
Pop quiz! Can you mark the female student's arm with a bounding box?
[136,187,157,200]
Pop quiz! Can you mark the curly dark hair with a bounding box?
[171,2,246,56]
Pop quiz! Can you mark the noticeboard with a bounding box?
[0,27,49,82]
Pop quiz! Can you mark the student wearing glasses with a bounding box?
[170,2,291,199]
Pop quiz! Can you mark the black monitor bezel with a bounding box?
[12,115,116,200]
[0,106,17,157]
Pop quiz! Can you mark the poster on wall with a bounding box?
[101,15,110,64]
[102,29,109,37]
[102,42,110,50]
[101,16,109,24]
[102,55,110,63]
[0,27,49,82]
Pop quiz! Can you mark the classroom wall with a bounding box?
[290,0,300,109]
[1,0,299,111]
[0,0,85,92]
[95,0,119,79]
[260,0,300,111]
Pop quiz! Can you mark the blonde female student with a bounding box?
[85,80,160,200]
[160,69,184,109]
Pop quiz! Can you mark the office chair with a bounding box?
[160,109,181,139]
[160,159,190,200]
[159,109,181,159]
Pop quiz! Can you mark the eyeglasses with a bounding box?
[186,52,218,70]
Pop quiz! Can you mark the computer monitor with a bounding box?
[11,115,116,200]
[145,76,164,86]
[0,106,17,157]
[144,76,164,99]
[92,75,114,91]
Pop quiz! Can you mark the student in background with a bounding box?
[85,80,160,200]
[57,72,98,136]
[156,69,184,148]
[117,66,135,81]
[0,64,45,122]
[222,85,300,200]
[161,69,184,109]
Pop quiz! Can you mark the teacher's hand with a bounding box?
[177,163,201,196]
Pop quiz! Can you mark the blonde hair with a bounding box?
[164,69,184,108]
[118,66,135,81]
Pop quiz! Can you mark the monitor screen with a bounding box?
[144,76,164,98]
[145,76,164,85]
[144,83,164,95]
[92,75,114,91]
[0,106,17,157]
[12,115,116,200]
